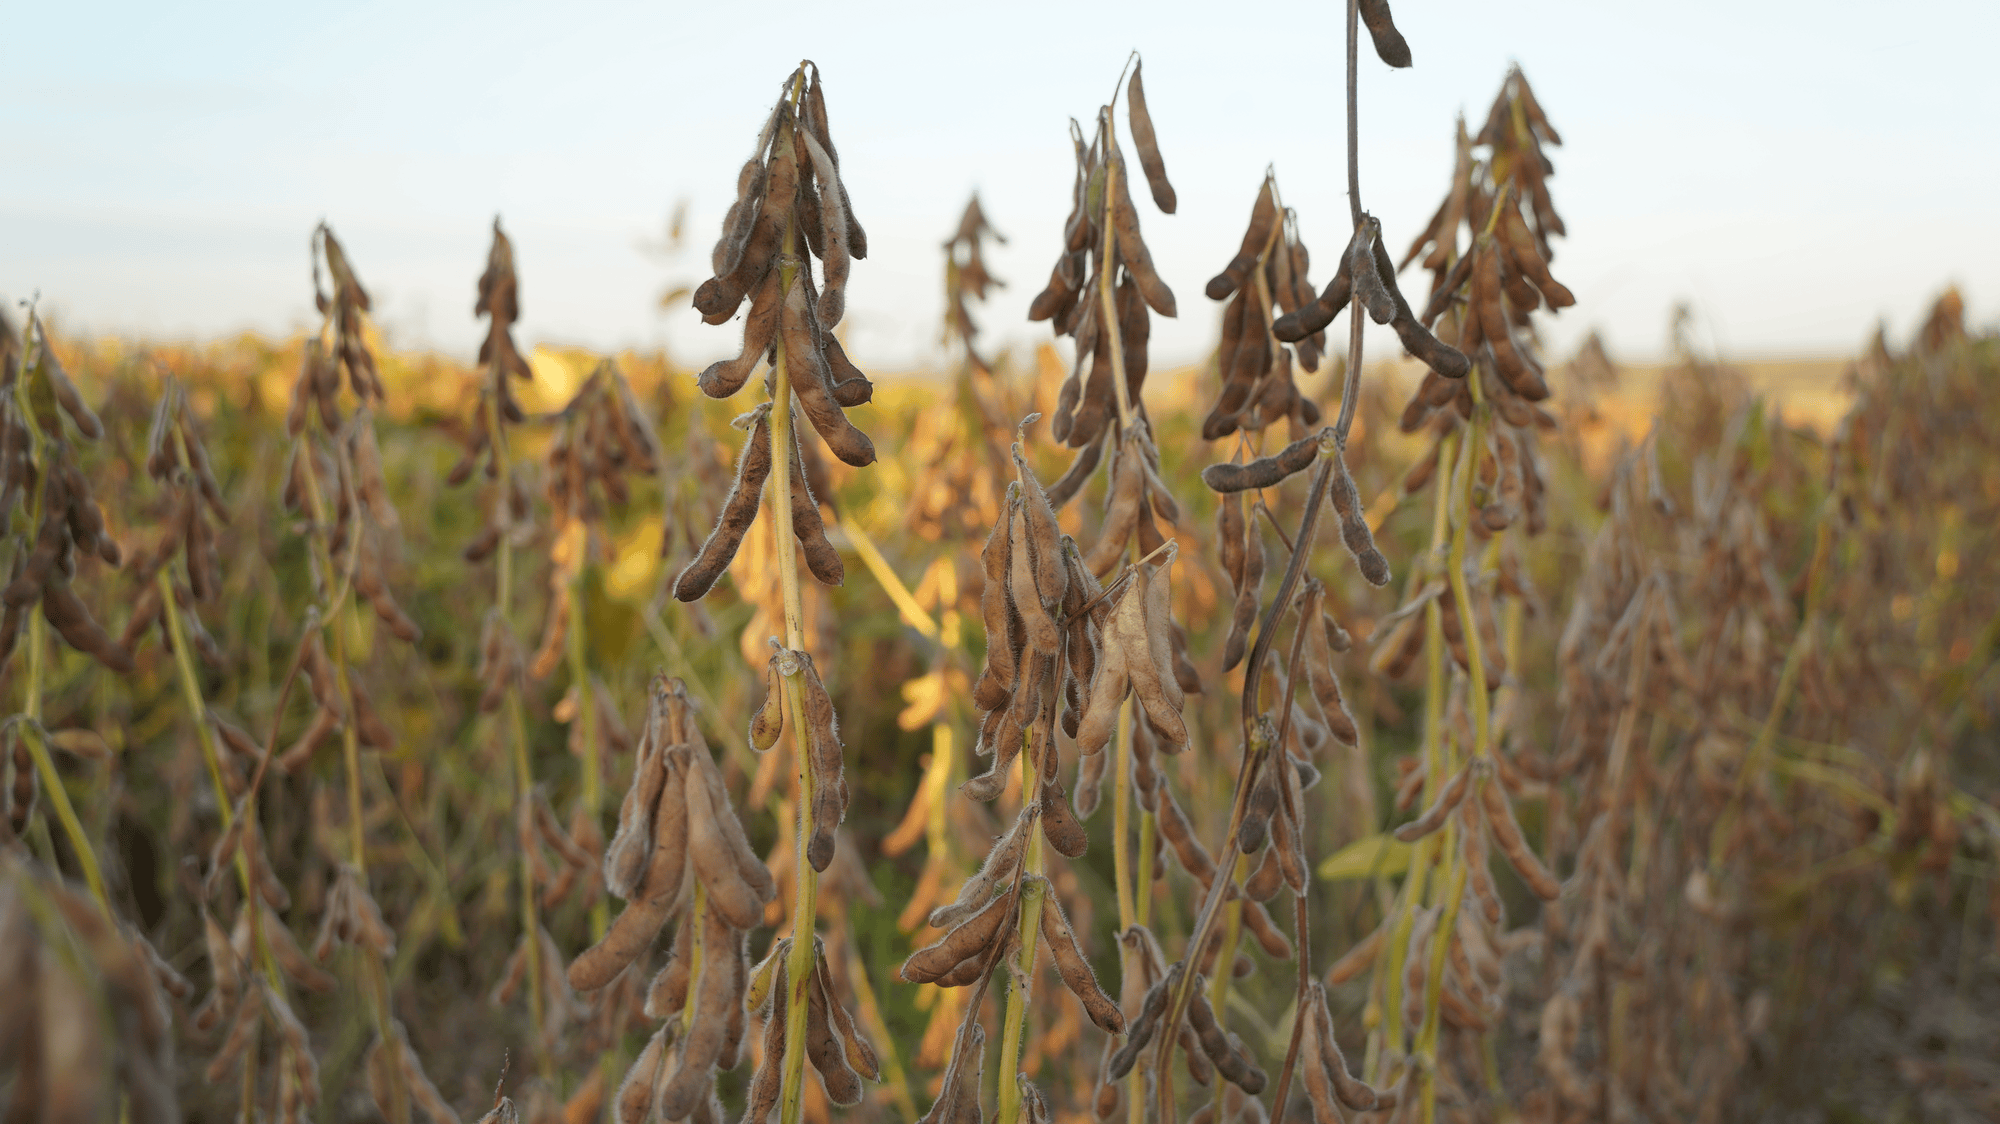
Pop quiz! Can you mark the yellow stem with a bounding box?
[773,69,820,1124]
[995,733,1048,1124]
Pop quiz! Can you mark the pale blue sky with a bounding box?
[5,1,1994,370]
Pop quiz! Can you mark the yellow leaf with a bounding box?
[898,671,945,731]
[1316,833,1411,883]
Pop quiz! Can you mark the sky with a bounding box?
[5,0,1995,374]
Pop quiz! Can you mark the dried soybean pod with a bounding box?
[750,652,786,751]
[927,815,1026,929]
[1208,179,1277,300]
[796,652,847,871]
[920,1021,986,1124]
[684,761,767,930]
[1125,59,1176,214]
[822,335,874,407]
[781,282,877,467]
[1329,452,1391,587]
[902,890,1013,983]
[1006,488,1061,656]
[1418,250,1475,327]
[1394,759,1474,842]
[1108,149,1177,317]
[1357,0,1412,67]
[1372,237,1469,378]
[972,501,1018,712]
[1498,193,1574,308]
[816,944,880,1080]
[1472,243,1550,400]
[796,130,853,329]
[1044,432,1104,511]
[1074,634,1130,759]
[644,916,695,1020]
[803,956,864,1106]
[1237,760,1279,854]
[1480,777,1561,899]
[1106,968,1175,1080]
[1223,519,1265,672]
[1272,247,1353,342]
[1217,490,1246,589]
[1201,434,1320,493]
[1349,218,1396,325]
[1073,740,1108,819]
[657,908,740,1119]
[1295,988,1344,1124]
[1155,785,1217,887]
[785,418,845,587]
[1040,776,1088,858]
[1119,568,1187,749]
[1083,437,1143,576]
[1310,982,1388,1112]
[674,409,773,601]
[1187,982,1267,1093]
[743,961,787,1124]
[690,740,779,908]
[569,888,672,993]
[1037,881,1123,1033]
[697,265,783,399]
[1244,844,1285,902]
[1463,801,1504,927]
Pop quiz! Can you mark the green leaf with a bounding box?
[1316,833,1411,883]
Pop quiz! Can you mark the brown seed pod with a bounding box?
[1479,776,1561,899]
[1208,179,1277,301]
[1395,759,1476,842]
[1108,148,1177,318]
[674,408,773,601]
[1202,433,1321,493]
[1272,239,1354,343]
[1471,241,1550,400]
[1040,775,1089,858]
[1328,452,1391,586]
[1125,59,1176,214]
[1036,880,1123,1033]
[902,881,1014,984]
[698,265,784,399]
[782,276,876,467]
[1358,0,1412,67]
[927,815,1027,930]
[1222,515,1266,671]
[1083,435,1144,576]
[1187,980,1267,1093]
[919,1019,986,1124]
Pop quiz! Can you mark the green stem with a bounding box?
[18,614,111,915]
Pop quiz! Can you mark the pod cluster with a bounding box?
[1393,69,1571,534]
[1092,926,1272,1119]
[1200,174,1327,441]
[0,313,129,673]
[942,194,1006,372]
[1029,59,1177,464]
[735,935,881,1123]
[570,677,779,1124]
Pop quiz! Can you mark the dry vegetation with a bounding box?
[3,6,1997,1124]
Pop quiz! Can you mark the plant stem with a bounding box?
[772,68,821,1124]
[18,613,111,915]
[995,732,1049,1124]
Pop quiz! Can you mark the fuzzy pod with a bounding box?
[1394,759,1475,842]
[749,653,786,751]
[1125,60,1175,214]
[1207,179,1277,301]
[1106,149,1177,318]
[780,279,876,467]
[1222,515,1265,671]
[784,418,845,588]
[1357,0,1412,67]
[1082,435,1144,576]
[673,408,773,601]
[1328,453,1391,587]
[1349,216,1397,325]
[902,890,1013,984]
[1201,434,1321,493]
[697,265,783,399]
[688,744,779,922]
[1272,239,1354,343]
[926,815,1027,931]
[1471,242,1550,400]
[1187,982,1267,1093]
[1479,776,1561,899]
